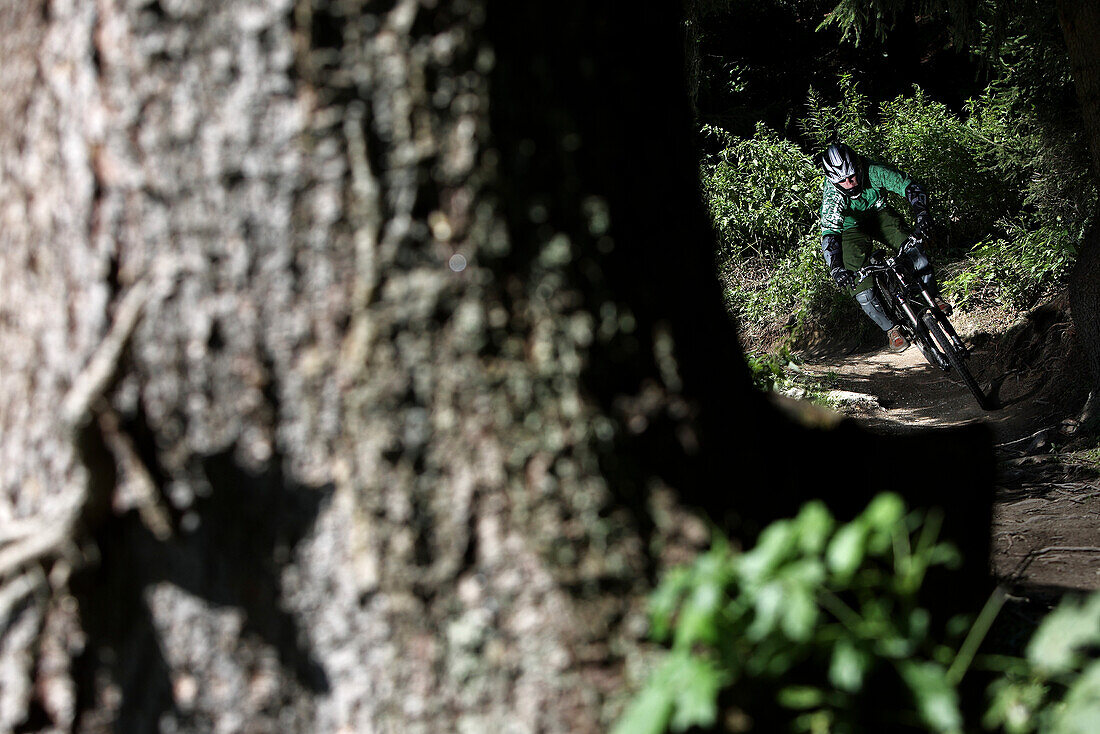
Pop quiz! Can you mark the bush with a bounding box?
[801,76,1018,251]
[722,235,855,345]
[701,120,857,345]
[700,122,821,261]
[615,495,1100,734]
[943,216,1078,311]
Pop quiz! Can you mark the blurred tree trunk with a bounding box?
[0,1,993,732]
[1057,0,1100,428]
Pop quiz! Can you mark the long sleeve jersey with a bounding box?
[819,161,928,270]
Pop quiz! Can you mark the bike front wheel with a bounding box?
[921,311,992,410]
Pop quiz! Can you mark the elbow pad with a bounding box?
[821,232,843,270]
[905,182,929,215]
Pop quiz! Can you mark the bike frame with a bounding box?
[857,247,944,361]
[854,239,991,410]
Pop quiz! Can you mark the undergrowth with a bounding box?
[745,344,839,407]
[615,494,1100,734]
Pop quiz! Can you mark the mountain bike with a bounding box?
[855,239,993,411]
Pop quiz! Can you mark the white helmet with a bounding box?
[822,143,863,198]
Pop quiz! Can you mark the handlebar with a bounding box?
[854,236,922,281]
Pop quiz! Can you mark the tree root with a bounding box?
[1,279,150,600]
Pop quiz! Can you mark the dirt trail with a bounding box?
[801,309,1100,597]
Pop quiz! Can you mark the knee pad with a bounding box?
[855,289,894,331]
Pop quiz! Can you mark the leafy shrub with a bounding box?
[700,122,821,261]
[699,120,859,346]
[722,234,856,346]
[615,495,1100,734]
[943,216,1078,311]
[745,344,838,404]
[985,593,1100,734]
[798,74,875,154]
[801,76,1018,250]
[876,89,1019,248]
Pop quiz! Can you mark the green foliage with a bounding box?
[817,0,993,51]
[616,496,1100,734]
[942,217,1077,311]
[745,344,839,405]
[615,495,968,733]
[721,234,851,345]
[815,0,897,45]
[798,75,874,153]
[700,122,821,260]
[801,76,1018,248]
[701,118,859,343]
[982,594,1100,734]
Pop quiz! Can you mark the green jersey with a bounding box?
[820,162,916,236]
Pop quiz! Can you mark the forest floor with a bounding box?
[797,292,1100,613]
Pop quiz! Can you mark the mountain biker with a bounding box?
[819,142,950,351]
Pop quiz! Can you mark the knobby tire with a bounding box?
[908,319,946,370]
[921,311,991,410]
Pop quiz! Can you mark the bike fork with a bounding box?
[896,297,948,369]
[920,291,969,355]
[911,280,970,356]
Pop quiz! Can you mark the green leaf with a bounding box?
[781,585,819,642]
[982,676,1047,734]
[613,652,728,734]
[747,581,785,641]
[826,522,868,581]
[738,520,797,586]
[668,654,727,732]
[778,686,826,710]
[1049,659,1100,734]
[648,567,692,643]
[861,493,906,530]
[794,501,835,555]
[899,660,964,734]
[1026,593,1100,675]
[611,676,675,734]
[829,638,870,693]
[862,493,907,556]
[674,579,724,649]
[780,558,827,587]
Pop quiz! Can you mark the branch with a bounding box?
[0,569,46,631]
[60,279,149,431]
[0,280,151,585]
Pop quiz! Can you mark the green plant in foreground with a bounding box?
[984,593,1100,734]
[614,495,1100,734]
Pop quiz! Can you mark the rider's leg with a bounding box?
[841,226,895,332]
[873,207,941,294]
[901,241,940,295]
[855,288,895,330]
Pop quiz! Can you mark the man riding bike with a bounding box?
[819,142,950,351]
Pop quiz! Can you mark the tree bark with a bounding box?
[0,1,994,732]
[1057,0,1100,427]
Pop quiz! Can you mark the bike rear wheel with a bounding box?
[921,311,991,410]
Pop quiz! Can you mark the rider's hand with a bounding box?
[914,211,934,241]
[830,266,855,290]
